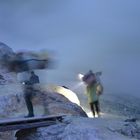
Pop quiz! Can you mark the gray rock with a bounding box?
[118,122,140,139]
[42,91,87,117]
[15,117,135,140]
[0,42,17,84]
[0,84,87,140]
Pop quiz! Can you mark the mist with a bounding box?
[0,0,140,96]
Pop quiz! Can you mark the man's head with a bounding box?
[31,71,35,75]
[82,70,96,85]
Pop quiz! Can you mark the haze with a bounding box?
[0,0,140,96]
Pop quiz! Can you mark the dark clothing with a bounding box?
[89,101,100,117]
[24,85,35,117]
[24,74,40,117]
[30,74,40,85]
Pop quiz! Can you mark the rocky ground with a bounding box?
[15,116,140,140]
[1,84,140,140]
[0,43,140,140]
[0,84,87,140]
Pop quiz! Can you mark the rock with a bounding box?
[118,122,140,139]
[0,131,15,140]
[0,84,24,140]
[100,94,140,119]
[0,42,14,58]
[0,84,87,140]
[0,84,24,118]
[15,117,136,140]
[125,118,137,122]
[30,89,87,117]
[0,83,87,118]
[15,128,37,140]
[46,92,86,117]
[0,42,17,84]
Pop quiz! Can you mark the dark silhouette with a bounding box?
[24,71,40,117]
[30,71,40,84]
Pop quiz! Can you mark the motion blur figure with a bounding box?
[1,49,54,117]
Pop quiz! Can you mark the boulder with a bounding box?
[0,42,17,84]
[0,84,87,140]
[15,117,136,140]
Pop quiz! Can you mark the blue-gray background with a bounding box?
[0,0,140,96]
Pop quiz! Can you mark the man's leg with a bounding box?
[89,102,95,117]
[94,100,100,117]
[24,94,34,117]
